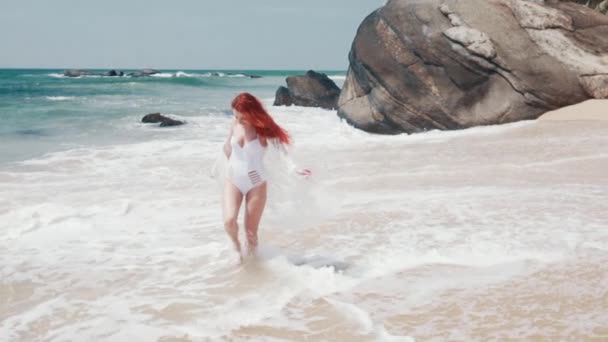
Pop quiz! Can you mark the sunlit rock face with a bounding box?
[338,0,608,134]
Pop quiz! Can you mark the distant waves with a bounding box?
[48,71,263,79]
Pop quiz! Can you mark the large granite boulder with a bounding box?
[563,0,608,14]
[338,0,608,134]
[274,70,341,109]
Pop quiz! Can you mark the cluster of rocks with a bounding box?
[64,69,159,78]
[209,72,262,79]
[273,0,608,134]
[273,70,341,110]
[74,0,608,134]
[63,69,263,79]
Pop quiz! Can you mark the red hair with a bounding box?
[231,92,291,145]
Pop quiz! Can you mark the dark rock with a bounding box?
[105,70,124,77]
[159,118,185,127]
[234,73,263,78]
[63,69,98,77]
[141,113,184,127]
[274,86,294,106]
[142,113,164,123]
[338,0,608,134]
[64,69,125,77]
[128,69,160,77]
[245,73,262,79]
[273,70,341,109]
[140,68,159,75]
[222,72,262,78]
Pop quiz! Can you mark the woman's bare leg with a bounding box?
[244,182,267,256]
[223,180,244,260]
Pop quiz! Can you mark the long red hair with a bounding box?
[231,92,291,145]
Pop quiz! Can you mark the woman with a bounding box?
[223,92,291,262]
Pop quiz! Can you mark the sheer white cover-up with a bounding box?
[210,142,335,230]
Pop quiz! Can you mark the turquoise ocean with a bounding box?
[0,69,345,164]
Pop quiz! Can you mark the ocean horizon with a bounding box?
[0,68,346,164]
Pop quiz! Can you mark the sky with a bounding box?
[0,0,384,70]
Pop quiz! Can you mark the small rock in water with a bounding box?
[141,113,185,127]
[128,69,160,77]
[104,70,124,77]
[63,69,98,77]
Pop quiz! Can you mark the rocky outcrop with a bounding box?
[229,72,262,78]
[128,69,160,77]
[141,113,184,127]
[209,72,261,78]
[63,69,260,79]
[242,73,262,79]
[274,70,341,109]
[105,70,124,77]
[563,0,608,14]
[64,69,125,77]
[338,0,608,134]
[63,70,99,77]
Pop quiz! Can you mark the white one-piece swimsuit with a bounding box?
[228,136,267,195]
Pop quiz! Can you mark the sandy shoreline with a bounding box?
[2,98,608,341]
[539,99,608,121]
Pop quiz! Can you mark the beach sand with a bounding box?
[230,104,608,341]
[539,99,608,121]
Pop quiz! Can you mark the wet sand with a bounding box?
[2,102,608,341]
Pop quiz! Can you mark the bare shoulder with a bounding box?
[259,135,268,147]
[232,123,245,136]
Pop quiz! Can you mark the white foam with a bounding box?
[206,71,225,77]
[325,298,415,341]
[151,72,195,78]
[2,98,607,340]
[150,72,176,78]
[174,71,192,77]
[45,96,76,101]
[329,75,346,81]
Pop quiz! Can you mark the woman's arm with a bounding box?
[223,120,235,158]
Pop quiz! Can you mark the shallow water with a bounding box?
[1,70,607,341]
